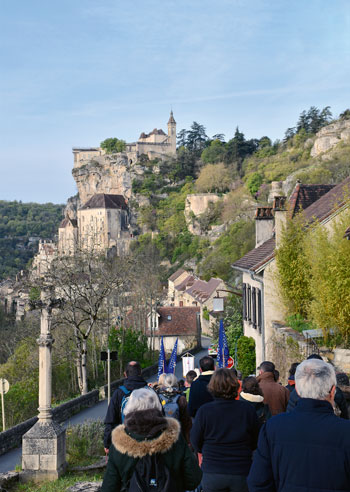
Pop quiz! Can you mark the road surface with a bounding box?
[0,336,211,473]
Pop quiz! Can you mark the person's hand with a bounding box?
[104,447,109,455]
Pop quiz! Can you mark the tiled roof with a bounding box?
[59,217,77,228]
[289,183,335,218]
[185,278,222,303]
[233,177,350,274]
[175,275,196,292]
[155,306,200,336]
[303,177,350,224]
[232,237,275,273]
[80,194,128,210]
[169,268,186,282]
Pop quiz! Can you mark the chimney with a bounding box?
[273,196,287,248]
[255,207,274,248]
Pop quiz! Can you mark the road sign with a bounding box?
[0,378,9,395]
[226,356,234,369]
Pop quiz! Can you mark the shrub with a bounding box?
[236,336,256,377]
[66,419,105,466]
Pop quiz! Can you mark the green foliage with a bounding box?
[203,307,209,321]
[66,419,104,466]
[286,314,314,333]
[0,200,63,279]
[29,286,41,301]
[199,219,255,282]
[236,336,256,377]
[100,137,126,154]
[246,172,263,196]
[195,163,232,193]
[197,201,223,232]
[201,139,226,163]
[13,473,104,491]
[306,209,350,345]
[108,327,149,367]
[275,213,311,317]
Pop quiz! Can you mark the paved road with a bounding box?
[0,336,211,473]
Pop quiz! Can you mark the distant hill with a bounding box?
[0,201,64,279]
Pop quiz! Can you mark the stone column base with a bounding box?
[22,420,66,483]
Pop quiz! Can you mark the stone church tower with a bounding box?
[167,111,177,155]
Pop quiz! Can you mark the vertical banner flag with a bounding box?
[167,338,178,374]
[158,337,167,378]
[217,319,229,368]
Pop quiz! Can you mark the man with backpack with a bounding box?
[104,360,148,453]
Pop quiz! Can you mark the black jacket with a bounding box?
[188,372,214,418]
[103,375,148,449]
[239,392,271,426]
[191,398,259,476]
[286,386,349,419]
[248,398,350,491]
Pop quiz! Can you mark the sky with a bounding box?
[1,0,350,204]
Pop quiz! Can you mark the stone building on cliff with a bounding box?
[73,111,176,168]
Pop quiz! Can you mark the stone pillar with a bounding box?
[22,298,66,482]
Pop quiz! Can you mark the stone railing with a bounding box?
[0,390,99,456]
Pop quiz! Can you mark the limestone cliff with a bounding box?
[311,119,350,157]
[71,153,145,205]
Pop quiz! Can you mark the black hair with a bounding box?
[125,361,142,377]
[185,370,197,384]
[288,362,299,377]
[259,361,275,373]
[200,356,215,372]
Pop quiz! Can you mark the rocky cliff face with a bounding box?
[311,119,350,157]
[72,153,145,205]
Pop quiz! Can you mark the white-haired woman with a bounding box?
[157,373,192,443]
[101,387,202,492]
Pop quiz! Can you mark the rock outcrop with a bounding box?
[311,119,350,157]
[184,193,221,235]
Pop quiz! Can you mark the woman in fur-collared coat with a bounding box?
[101,387,202,492]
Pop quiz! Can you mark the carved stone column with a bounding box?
[22,296,66,482]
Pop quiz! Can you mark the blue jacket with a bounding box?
[191,398,259,476]
[247,398,350,492]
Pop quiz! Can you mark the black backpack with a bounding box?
[128,453,177,492]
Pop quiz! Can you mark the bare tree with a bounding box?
[31,246,130,395]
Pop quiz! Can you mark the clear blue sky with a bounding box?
[1,0,349,204]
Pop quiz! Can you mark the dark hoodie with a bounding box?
[103,375,148,449]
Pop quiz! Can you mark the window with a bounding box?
[257,289,262,333]
[242,283,247,320]
[247,285,251,322]
[252,287,256,329]
[167,315,172,321]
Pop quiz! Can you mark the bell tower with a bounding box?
[167,111,177,155]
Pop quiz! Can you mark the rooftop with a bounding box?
[80,194,128,211]
[154,306,200,336]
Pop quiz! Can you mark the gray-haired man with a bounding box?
[248,359,350,492]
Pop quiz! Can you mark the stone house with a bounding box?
[147,306,201,354]
[233,179,350,366]
[167,268,227,335]
[58,193,131,255]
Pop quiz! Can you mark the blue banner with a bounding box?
[217,319,229,368]
[158,336,167,377]
[167,338,178,374]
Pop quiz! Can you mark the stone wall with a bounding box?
[0,390,99,456]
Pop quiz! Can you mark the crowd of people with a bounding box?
[101,353,350,492]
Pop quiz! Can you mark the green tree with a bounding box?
[201,139,226,164]
[246,172,263,196]
[275,213,311,318]
[186,122,208,153]
[236,336,256,377]
[195,163,232,193]
[100,137,126,154]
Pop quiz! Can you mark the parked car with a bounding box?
[208,344,218,357]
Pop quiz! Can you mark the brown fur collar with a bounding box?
[111,418,180,458]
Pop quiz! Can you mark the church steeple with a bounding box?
[167,111,176,155]
[168,110,176,125]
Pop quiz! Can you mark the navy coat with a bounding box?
[188,373,214,418]
[247,398,350,492]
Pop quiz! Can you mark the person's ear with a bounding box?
[330,385,336,399]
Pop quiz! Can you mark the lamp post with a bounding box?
[22,292,67,482]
